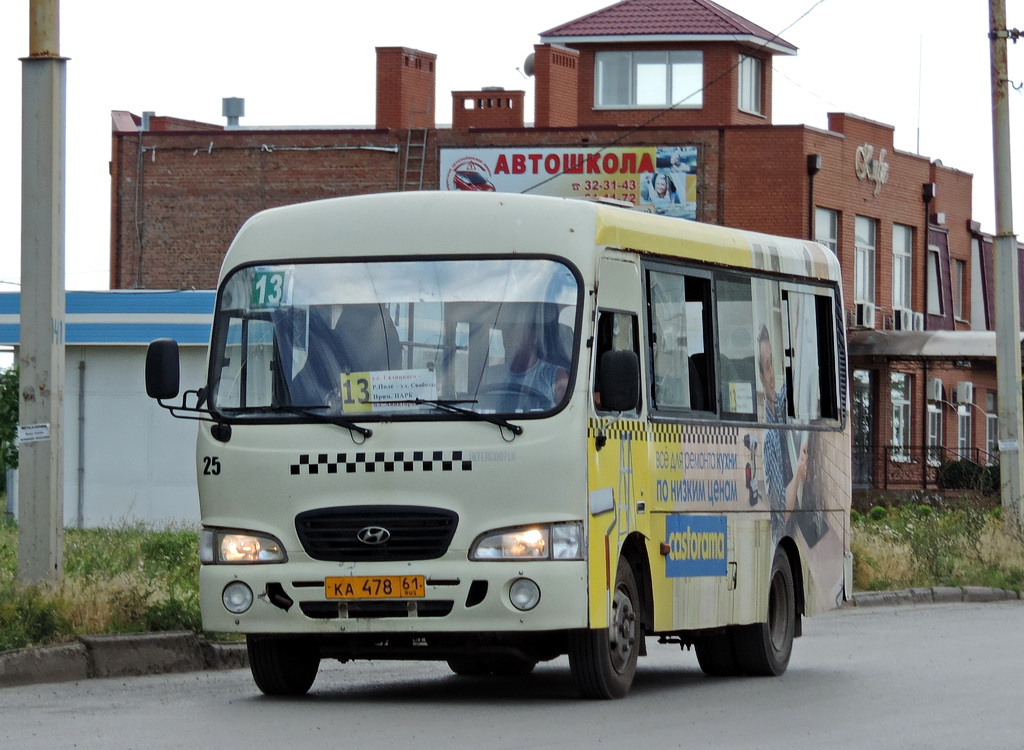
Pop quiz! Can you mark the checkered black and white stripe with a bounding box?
[291,451,473,475]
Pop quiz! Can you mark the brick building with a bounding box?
[107,0,1022,499]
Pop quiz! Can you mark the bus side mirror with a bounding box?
[146,338,181,400]
[599,349,640,412]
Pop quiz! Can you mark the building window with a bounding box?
[892,224,913,312]
[971,237,986,329]
[927,245,943,315]
[891,372,911,462]
[738,55,762,115]
[953,259,966,321]
[595,51,703,109]
[927,403,943,466]
[986,390,998,464]
[815,208,838,254]
[957,405,972,460]
[854,216,877,325]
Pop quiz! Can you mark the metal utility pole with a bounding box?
[18,0,66,583]
[989,0,1023,529]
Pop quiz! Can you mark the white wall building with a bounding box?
[1,290,214,528]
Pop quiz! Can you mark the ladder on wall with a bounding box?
[401,103,432,191]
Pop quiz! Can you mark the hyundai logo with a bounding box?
[356,526,391,545]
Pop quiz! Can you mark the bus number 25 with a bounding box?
[203,456,222,475]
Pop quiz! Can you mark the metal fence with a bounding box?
[853,444,999,492]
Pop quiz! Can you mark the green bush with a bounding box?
[936,459,997,493]
[868,505,888,521]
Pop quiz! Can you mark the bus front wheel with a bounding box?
[568,561,640,699]
[247,634,320,696]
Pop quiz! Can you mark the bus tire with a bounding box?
[568,561,640,699]
[247,634,320,696]
[694,630,741,676]
[733,547,796,676]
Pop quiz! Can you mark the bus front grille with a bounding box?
[295,505,459,562]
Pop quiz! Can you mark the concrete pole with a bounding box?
[988,0,1024,529]
[18,0,66,583]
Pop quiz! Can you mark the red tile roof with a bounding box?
[540,0,796,54]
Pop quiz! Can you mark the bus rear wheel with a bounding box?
[247,634,320,696]
[732,547,796,676]
[694,630,741,676]
[568,561,640,699]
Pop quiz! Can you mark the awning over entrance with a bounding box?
[848,329,1024,360]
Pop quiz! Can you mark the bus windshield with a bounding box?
[209,257,581,420]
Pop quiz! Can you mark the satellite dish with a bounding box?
[523,53,535,77]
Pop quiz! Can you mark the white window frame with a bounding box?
[854,216,877,306]
[986,390,998,465]
[595,50,703,109]
[815,207,838,254]
[891,372,911,462]
[738,54,762,115]
[892,224,913,312]
[957,405,972,460]
[927,403,943,466]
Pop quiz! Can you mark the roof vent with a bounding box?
[222,97,245,128]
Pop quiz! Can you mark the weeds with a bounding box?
[852,502,1024,592]
[0,520,201,651]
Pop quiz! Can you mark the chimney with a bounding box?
[532,44,579,128]
[376,47,437,130]
[452,87,525,129]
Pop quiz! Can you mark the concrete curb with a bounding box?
[848,586,1022,607]
[0,632,246,689]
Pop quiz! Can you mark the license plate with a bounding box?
[324,575,425,600]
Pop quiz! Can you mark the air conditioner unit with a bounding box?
[928,378,943,402]
[855,302,876,328]
[893,309,913,331]
[912,312,925,331]
[955,381,975,405]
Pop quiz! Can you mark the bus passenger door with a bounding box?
[588,257,644,627]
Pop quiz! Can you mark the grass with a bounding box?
[3,499,1023,653]
[851,503,1024,592]
[0,515,202,652]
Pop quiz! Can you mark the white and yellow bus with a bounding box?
[147,191,851,699]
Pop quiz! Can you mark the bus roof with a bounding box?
[222,192,840,284]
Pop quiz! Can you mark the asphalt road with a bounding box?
[2,601,1021,750]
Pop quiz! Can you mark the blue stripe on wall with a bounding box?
[0,291,216,316]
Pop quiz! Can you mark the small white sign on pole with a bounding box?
[17,423,51,444]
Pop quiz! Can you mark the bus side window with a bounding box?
[780,288,840,423]
[594,311,638,411]
[647,270,713,413]
[717,276,757,418]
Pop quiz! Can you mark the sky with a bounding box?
[0,0,1021,292]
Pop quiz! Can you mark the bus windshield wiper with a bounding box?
[268,405,373,438]
[412,398,523,436]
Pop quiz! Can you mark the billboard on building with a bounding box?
[440,146,698,220]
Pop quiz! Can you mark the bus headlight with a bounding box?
[201,528,287,564]
[470,522,583,561]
